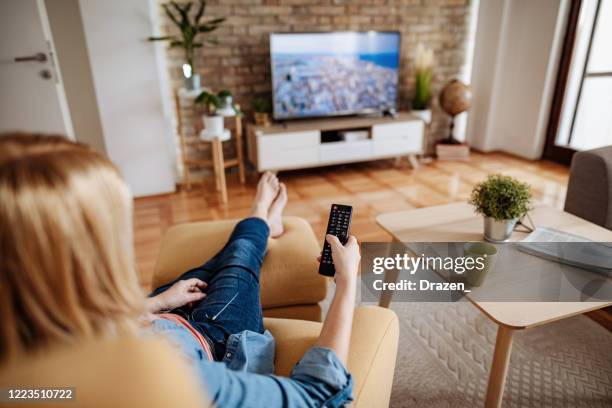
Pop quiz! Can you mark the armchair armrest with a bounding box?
[152,216,327,312]
[565,146,612,229]
[265,306,400,408]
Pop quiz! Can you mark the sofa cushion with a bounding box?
[265,305,400,408]
[153,216,327,310]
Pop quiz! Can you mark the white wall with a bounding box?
[78,0,175,197]
[452,0,480,143]
[467,0,569,159]
[44,0,107,154]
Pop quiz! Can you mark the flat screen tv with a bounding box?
[270,31,400,120]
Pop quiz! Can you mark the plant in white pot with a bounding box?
[195,89,239,139]
[252,95,272,126]
[411,43,434,124]
[147,0,225,90]
[469,174,532,242]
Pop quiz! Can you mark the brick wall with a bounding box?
[156,0,474,181]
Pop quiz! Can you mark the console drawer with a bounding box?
[373,137,422,156]
[320,140,373,163]
[259,146,319,170]
[259,130,320,150]
[257,130,320,170]
[371,121,424,142]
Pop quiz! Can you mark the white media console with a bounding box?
[246,112,425,172]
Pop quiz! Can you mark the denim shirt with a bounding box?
[150,318,353,407]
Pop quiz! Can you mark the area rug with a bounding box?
[386,302,612,407]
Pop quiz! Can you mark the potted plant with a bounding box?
[195,89,238,137]
[148,0,225,90]
[215,89,239,116]
[469,174,532,242]
[252,95,272,126]
[411,44,434,124]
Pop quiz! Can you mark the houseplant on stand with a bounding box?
[148,0,225,90]
[411,44,434,125]
[252,95,272,126]
[469,174,532,242]
[195,89,239,140]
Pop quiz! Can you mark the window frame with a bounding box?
[543,0,608,164]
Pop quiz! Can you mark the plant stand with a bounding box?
[174,89,245,204]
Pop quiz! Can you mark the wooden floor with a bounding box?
[134,152,569,287]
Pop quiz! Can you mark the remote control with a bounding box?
[318,204,353,277]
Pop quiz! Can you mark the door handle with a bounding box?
[14,52,47,63]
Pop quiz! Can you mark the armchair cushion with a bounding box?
[153,216,327,312]
[0,337,209,408]
[1,307,399,408]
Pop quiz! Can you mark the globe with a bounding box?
[439,79,472,117]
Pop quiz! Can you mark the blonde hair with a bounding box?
[0,133,144,362]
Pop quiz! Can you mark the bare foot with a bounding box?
[251,172,279,220]
[268,183,287,238]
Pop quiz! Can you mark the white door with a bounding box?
[0,0,72,137]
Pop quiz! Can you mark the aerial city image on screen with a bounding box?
[270,32,400,119]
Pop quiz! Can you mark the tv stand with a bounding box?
[357,111,385,118]
[246,112,425,172]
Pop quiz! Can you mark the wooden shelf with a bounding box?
[250,112,420,135]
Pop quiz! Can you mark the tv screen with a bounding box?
[270,31,400,120]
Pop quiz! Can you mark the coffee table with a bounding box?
[376,202,612,408]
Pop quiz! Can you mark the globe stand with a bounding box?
[439,115,462,145]
[436,79,472,160]
[435,114,470,160]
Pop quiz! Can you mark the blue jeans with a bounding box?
[151,217,268,361]
[150,217,354,406]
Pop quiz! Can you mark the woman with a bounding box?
[0,133,360,407]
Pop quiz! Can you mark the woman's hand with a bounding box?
[322,234,360,287]
[146,278,207,314]
[314,234,360,364]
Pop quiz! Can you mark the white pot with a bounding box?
[203,115,224,135]
[412,108,432,124]
[184,74,201,91]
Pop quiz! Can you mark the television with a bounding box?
[270,31,401,120]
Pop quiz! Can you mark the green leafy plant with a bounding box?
[252,95,271,113]
[147,0,225,73]
[195,89,240,116]
[412,44,433,110]
[469,174,532,221]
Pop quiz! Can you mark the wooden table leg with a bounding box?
[213,138,228,204]
[378,267,400,308]
[485,325,514,408]
[378,238,400,308]
[210,140,220,192]
[174,90,191,190]
[235,115,246,184]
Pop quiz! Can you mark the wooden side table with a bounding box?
[375,203,612,408]
[174,90,245,204]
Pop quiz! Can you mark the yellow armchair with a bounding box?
[152,216,400,407]
[0,217,399,407]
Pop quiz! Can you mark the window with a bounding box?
[545,0,612,163]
